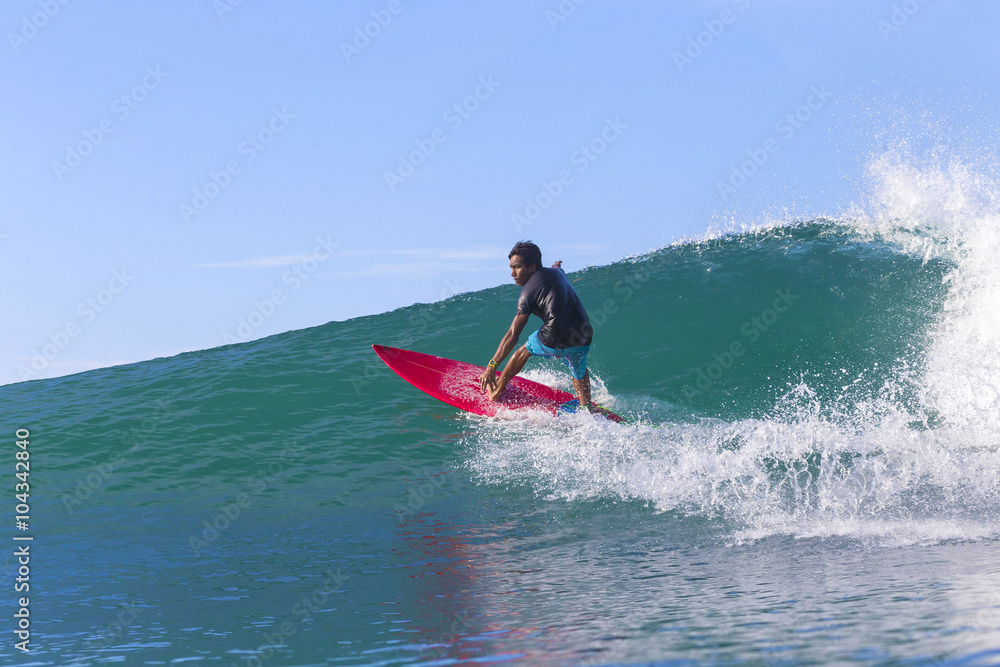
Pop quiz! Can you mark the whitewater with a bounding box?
[2,154,999,665]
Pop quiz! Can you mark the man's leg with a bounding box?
[572,372,617,419]
[572,371,592,411]
[487,344,531,401]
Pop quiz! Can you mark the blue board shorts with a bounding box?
[526,330,590,380]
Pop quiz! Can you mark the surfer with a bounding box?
[479,241,597,411]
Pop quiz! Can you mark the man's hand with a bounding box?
[481,314,528,398]
[486,383,502,402]
[479,366,498,394]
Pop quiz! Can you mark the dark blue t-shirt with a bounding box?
[516,267,593,348]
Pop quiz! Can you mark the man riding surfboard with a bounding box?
[479,241,599,413]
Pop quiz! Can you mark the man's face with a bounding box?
[509,255,536,286]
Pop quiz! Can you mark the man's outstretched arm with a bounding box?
[479,313,529,392]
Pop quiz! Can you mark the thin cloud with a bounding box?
[193,244,593,271]
[195,246,502,269]
[339,246,505,260]
[548,243,605,255]
[194,254,320,268]
[326,262,498,279]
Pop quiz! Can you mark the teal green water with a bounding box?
[3,220,1000,665]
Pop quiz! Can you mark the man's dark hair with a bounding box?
[508,241,542,270]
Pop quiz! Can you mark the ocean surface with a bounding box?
[4,163,1000,665]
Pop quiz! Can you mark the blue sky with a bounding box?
[3,0,997,386]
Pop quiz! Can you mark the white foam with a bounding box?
[466,150,1000,546]
[466,404,1000,545]
[858,153,1000,435]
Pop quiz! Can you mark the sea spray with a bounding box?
[466,156,1000,546]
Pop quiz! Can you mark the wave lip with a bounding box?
[469,154,1000,545]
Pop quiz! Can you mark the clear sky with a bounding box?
[3,0,997,386]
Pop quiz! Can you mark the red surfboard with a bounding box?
[372,345,624,423]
